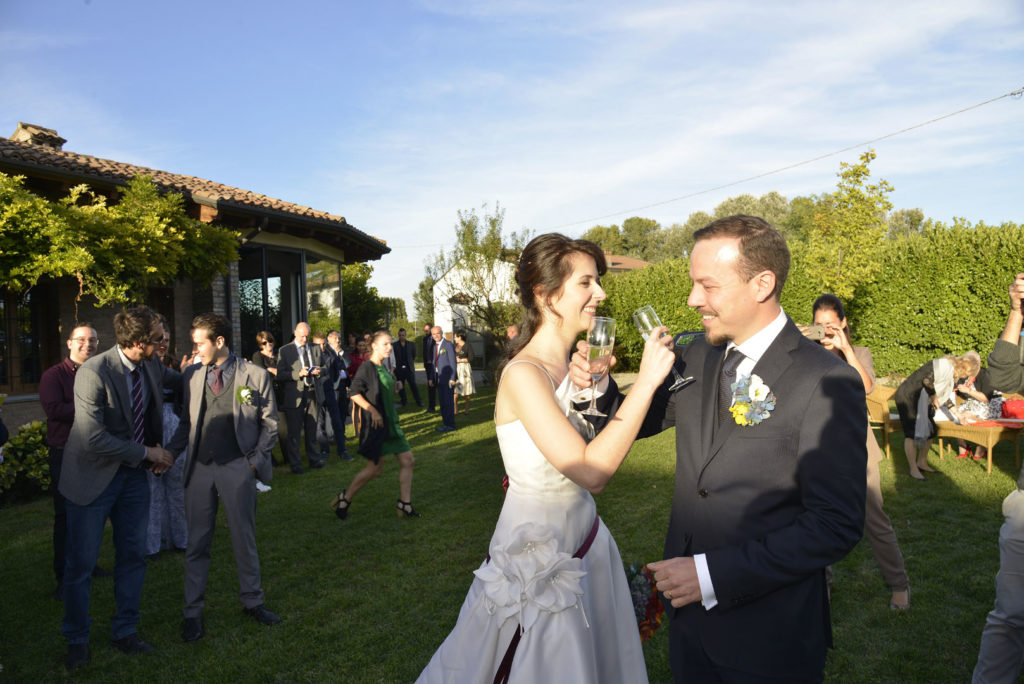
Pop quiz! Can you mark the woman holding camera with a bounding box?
[810,294,911,610]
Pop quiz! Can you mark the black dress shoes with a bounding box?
[339,450,354,461]
[65,643,90,670]
[110,632,155,655]
[291,465,306,474]
[309,460,325,469]
[244,604,282,625]
[182,616,204,642]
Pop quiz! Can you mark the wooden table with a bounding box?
[935,421,1023,474]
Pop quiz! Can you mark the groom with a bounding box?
[579,215,867,682]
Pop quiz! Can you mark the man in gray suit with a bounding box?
[276,321,326,473]
[167,313,281,643]
[60,306,174,670]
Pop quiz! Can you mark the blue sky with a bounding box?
[2,0,1022,315]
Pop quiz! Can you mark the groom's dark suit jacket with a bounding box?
[606,318,867,679]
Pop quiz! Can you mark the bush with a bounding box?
[0,420,50,500]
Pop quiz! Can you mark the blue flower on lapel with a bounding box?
[729,374,776,426]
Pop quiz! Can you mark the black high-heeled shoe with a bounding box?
[331,490,351,520]
[396,499,420,518]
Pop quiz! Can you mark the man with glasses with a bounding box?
[59,306,175,670]
[277,322,327,473]
[39,323,105,602]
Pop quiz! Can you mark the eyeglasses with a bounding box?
[70,337,98,344]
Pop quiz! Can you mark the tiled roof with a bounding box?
[604,252,651,271]
[0,132,388,256]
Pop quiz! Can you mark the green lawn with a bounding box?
[0,383,1014,682]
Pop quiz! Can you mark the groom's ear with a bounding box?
[751,270,777,303]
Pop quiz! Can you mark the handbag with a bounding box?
[1001,399,1024,419]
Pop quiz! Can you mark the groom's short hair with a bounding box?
[693,214,790,300]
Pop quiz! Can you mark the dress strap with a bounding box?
[503,359,558,391]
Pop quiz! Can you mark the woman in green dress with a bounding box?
[332,330,420,519]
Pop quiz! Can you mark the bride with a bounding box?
[417,233,675,683]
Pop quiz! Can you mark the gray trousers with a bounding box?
[974,488,1024,683]
[184,458,263,618]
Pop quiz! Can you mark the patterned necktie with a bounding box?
[211,367,224,396]
[130,368,145,444]
[717,348,745,426]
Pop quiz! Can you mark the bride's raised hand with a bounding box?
[635,325,676,392]
[569,339,617,389]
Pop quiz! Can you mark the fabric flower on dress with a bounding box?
[475,522,586,632]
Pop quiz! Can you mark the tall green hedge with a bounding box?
[603,221,1023,376]
[849,221,1024,374]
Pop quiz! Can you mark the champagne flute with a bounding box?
[633,305,689,391]
[582,317,616,417]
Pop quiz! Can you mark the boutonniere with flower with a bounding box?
[439,348,448,355]
[236,385,255,406]
[729,374,776,426]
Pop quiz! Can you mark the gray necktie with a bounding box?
[717,348,745,426]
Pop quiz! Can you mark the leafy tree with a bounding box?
[0,174,91,293]
[779,195,816,243]
[412,274,436,324]
[430,202,530,335]
[380,296,407,328]
[800,150,893,300]
[580,217,662,261]
[340,262,386,335]
[0,173,237,306]
[579,224,624,254]
[887,207,929,239]
[709,192,792,230]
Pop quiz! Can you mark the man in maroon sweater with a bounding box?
[39,323,102,600]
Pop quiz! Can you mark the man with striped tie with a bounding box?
[59,306,175,670]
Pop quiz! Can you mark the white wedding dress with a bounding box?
[417,362,648,683]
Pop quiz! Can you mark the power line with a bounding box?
[547,85,1024,232]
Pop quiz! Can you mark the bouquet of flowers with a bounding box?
[624,561,664,642]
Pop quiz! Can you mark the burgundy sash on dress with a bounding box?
[492,514,601,684]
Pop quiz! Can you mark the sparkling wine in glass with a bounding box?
[633,305,689,391]
[583,317,616,417]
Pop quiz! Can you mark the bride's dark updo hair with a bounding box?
[506,233,607,361]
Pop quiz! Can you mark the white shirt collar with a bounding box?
[727,308,788,374]
[116,345,139,372]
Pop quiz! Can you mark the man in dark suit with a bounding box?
[316,330,351,461]
[276,321,326,473]
[167,313,281,643]
[422,323,436,412]
[430,326,457,433]
[59,306,175,670]
[580,215,866,682]
[393,327,422,408]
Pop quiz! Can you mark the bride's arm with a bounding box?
[505,330,675,494]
